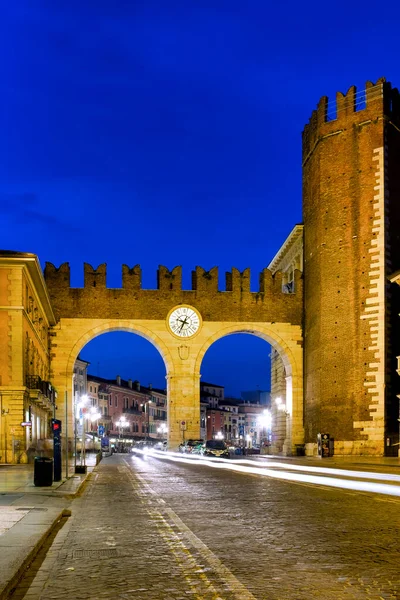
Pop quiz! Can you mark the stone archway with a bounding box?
[44,261,304,454]
[195,323,304,453]
[50,320,174,452]
[50,318,303,453]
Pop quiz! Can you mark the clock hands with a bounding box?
[177,316,189,332]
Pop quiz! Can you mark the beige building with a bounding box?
[0,252,57,463]
[268,225,304,455]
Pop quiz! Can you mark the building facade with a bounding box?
[85,375,167,443]
[0,252,57,463]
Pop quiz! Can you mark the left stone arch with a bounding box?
[50,319,175,440]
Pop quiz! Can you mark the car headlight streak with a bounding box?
[131,449,400,498]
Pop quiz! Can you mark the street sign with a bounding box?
[98,425,105,436]
[101,437,109,449]
[180,421,187,431]
[21,422,32,427]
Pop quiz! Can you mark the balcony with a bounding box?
[123,408,142,415]
[25,375,57,412]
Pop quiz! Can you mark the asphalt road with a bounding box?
[9,452,400,599]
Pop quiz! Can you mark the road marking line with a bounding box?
[126,462,257,600]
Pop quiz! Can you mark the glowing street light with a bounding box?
[140,399,151,441]
[258,409,272,451]
[157,423,168,441]
[116,415,128,442]
[75,394,89,473]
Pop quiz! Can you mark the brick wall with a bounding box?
[303,79,400,454]
[44,264,303,326]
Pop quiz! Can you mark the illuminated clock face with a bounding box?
[168,306,201,338]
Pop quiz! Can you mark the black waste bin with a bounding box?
[34,456,53,487]
[295,444,305,456]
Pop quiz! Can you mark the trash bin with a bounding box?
[295,444,305,456]
[34,456,53,487]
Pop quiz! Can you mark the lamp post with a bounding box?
[258,409,272,454]
[157,423,168,442]
[89,407,101,452]
[75,394,88,471]
[116,415,128,451]
[140,399,151,441]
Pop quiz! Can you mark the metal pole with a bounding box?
[65,391,68,479]
[82,415,86,467]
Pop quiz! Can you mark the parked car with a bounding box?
[154,440,167,451]
[201,440,229,458]
[179,439,204,454]
[247,445,260,455]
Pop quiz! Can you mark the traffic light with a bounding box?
[51,419,62,433]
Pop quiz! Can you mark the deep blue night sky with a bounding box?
[2,1,400,395]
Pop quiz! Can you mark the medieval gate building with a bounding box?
[1,76,400,463]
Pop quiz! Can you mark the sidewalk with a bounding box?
[0,453,99,600]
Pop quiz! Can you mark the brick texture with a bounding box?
[303,78,400,454]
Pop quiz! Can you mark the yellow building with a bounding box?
[0,251,56,463]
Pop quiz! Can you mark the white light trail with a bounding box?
[131,449,400,498]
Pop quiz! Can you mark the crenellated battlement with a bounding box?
[84,263,107,288]
[157,266,182,291]
[44,262,299,294]
[302,78,400,162]
[192,266,219,292]
[122,264,141,290]
[43,261,303,324]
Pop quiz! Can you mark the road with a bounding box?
[10,452,400,599]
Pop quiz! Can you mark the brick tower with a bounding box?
[302,78,400,455]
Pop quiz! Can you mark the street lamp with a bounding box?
[89,406,101,451]
[75,394,88,471]
[258,409,272,452]
[140,399,151,441]
[116,415,128,449]
[157,423,168,441]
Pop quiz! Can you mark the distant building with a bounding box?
[73,356,90,400]
[200,381,224,409]
[85,375,167,442]
[241,390,271,406]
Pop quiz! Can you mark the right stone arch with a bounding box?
[194,322,304,455]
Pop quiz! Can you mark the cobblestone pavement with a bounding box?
[11,453,400,599]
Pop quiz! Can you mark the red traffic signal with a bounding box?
[51,419,62,433]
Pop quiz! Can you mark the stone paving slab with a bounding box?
[0,461,95,600]
[0,504,68,600]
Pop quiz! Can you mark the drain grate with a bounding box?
[16,507,48,512]
[72,548,119,559]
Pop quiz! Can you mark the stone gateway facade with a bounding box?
[1,77,400,463]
